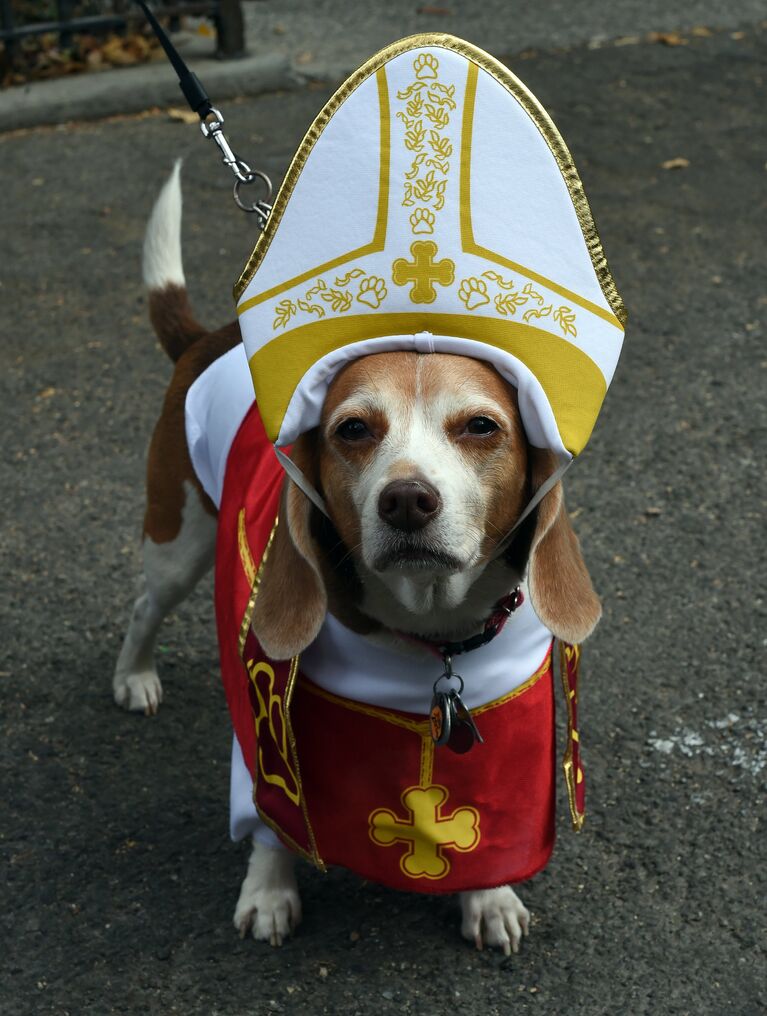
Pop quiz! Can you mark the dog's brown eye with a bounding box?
[336,418,372,441]
[465,416,499,435]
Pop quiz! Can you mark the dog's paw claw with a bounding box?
[460,887,530,956]
[113,671,164,714]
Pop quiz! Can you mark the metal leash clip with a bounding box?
[135,1,273,226]
[200,108,273,227]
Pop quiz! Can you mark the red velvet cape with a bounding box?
[215,404,585,893]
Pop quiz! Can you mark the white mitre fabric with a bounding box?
[234,34,625,462]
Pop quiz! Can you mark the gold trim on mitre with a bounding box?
[233,32,626,328]
[248,311,606,455]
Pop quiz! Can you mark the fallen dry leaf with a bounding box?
[101,36,139,66]
[691,26,714,37]
[167,107,198,125]
[648,30,688,46]
[1,27,161,85]
[661,156,690,170]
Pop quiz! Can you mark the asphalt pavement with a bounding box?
[1,19,765,1016]
[241,0,767,78]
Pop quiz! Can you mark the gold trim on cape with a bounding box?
[558,640,585,831]
[238,516,279,657]
[237,515,325,869]
[298,644,552,731]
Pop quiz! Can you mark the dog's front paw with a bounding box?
[459,886,530,956]
[113,669,163,715]
[234,841,301,947]
[234,885,301,946]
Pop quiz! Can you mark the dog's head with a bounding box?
[252,352,601,658]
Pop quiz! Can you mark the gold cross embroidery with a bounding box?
[369,784,480,879]
[392,241,455,304]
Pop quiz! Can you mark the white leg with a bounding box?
[233,839,301,946]
[113,481,216,714]
[459,886,531,956]
[229,736,284,846]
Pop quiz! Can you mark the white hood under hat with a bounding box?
[234,33,626,464]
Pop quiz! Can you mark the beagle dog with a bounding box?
[114,168,601,956]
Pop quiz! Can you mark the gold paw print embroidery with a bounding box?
[458,277,490,311]
[413,53,439,80]
[409,207,435,235]
[357,276,387,309]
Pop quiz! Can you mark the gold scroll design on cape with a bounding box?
[247,659,301,807]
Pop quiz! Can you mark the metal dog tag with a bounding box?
[431,654,483,752]
[445,690,484,754]
[429,690,452,745]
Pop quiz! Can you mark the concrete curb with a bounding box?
[0,51,302,132]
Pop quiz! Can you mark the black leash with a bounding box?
[134,1,272,225]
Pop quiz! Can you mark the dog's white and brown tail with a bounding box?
[143,160,206,362]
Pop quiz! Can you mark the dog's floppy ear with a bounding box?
[526,447,602,643]
[250,432,327,659]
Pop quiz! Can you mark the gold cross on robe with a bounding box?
[369,784,479,878]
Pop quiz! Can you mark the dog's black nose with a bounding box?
[378,480,441,531]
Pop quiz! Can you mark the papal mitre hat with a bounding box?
[234,33,626,466]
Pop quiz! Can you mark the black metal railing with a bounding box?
[0,1,245,59]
